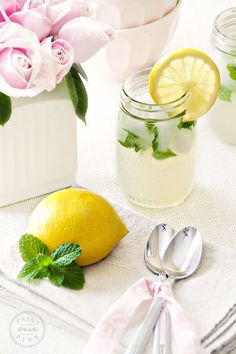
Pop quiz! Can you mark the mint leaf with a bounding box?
[218,85,232,102]
[146,123,176,160]
[178,120,196,130]
[118,129,142,152]
[17,255,52,281]
[65,66,88,124]
[227,64,236,81]
[146,123,159,151]
[51,243,81,267]
[61,262,85,290]
[146,122,157,134]
[0,92,11,126]
[19,234,48,262]
[48,266,64,287]
[152,149,176,160]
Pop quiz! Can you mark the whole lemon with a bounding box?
[27,188,128,266]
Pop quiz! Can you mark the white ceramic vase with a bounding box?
[0,83,77,207]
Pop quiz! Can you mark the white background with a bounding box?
[1,0,236,353]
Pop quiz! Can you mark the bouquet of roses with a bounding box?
[0,0,114,125]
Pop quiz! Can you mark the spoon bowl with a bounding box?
[162,226,203,280]
[144,223,175,276]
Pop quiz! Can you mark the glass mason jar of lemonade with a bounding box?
[116,69,196,208]
[209,7,236,144]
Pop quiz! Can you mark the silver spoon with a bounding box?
[125,223,175,354]
[145,223,176,354]
[159,226,203,353]
[162,226,203,284]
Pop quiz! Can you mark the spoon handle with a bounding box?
[125,296,163,354]
[153,308,172,354]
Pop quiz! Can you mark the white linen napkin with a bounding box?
[0,204,235,353]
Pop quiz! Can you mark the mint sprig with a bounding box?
[17,234,85,290]
[118,129,142,152]
[146,123,176,160]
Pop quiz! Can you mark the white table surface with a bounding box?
[1,0,236,353]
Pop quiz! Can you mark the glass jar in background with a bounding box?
[209,7,236,144]
[116,69,196,208]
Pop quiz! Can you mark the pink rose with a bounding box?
[48,0,93,35]
[51,39,74,83]
[32,37,74,91]
[0,1,51,41]
[0,22,56,97]
[58,17,114,63]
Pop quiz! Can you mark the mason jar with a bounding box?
[209,7,236,144]
[116,69,196,208]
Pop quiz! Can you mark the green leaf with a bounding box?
[73,64,88,81]
[227,64,236,81]
[145,122,157,135]
[65,66,88,124]
[19,234,48,262]
[48,266,64,287]
[218,85,232,102]
[152,149,177,160]
[178,120,196,130]
[17,255,52,281]
[0,92,12,126]
[61,262,85,290]
[118,129,142,152]
[51,243,81,267]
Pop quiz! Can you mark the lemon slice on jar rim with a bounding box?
[149,48,220,122]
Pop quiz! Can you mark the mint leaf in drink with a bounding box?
[152,149,176,160]
[218,85,232,102]
[178,120,196,130]
[17,255,52,281]
[145,122,157,135]
[61,262,85,290]
[118,129,142,152]
[146,123,175,160]
[51,243,81,267]
[227,64,236,81]
[48,266,64,287]
[19,234,48,262]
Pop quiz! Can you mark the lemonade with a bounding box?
[116,73,196,208]
[209,8,236,144]
[116,49,220,208]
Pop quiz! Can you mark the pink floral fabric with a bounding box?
[84,278,204,354]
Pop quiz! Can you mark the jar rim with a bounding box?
[213,7,236,55]
[121,68,189,121]
[122,68,189,109]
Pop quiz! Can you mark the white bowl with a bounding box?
[94,0,178,29]
[85,0,181,82]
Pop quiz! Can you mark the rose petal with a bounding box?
[0,48,28,88]
[52,39,74,83]
[49,0,93,35]
[32,37,57,91]
[10,9,52,41]
[58,16,114,63]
